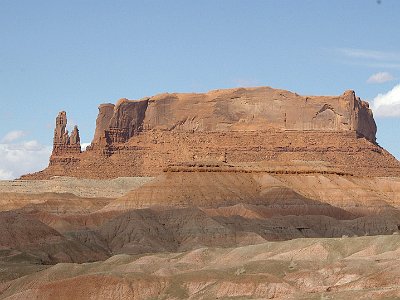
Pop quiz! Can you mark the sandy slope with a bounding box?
[1,235,400,299]
[102,172,400,216]
[1,171,400,299]
[0,177,153,198]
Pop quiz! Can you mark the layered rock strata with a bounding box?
[49,111,82,170]
[52,111,81,155]
[88,88,377,145]
[22,87,400,179]
[4,235,400,300]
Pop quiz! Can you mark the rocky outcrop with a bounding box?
[52,111,81,155]
[92,103,115,148]
[22,86,400,180]
[48,111,81,170]
[140,88,377,140]
[344,90,377,142]
[90,87,377,149]
[90,98,148,149]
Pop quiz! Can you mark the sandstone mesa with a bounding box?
[21,86,400,179]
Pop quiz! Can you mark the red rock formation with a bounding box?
[48,111,81,169]
[138,88,376,140]
[69,126,81,146]
[91,103,115,150]
[89,87,377,149]
[52,111,81,154]
[21,87,400,180]
[53,111,67,155]
[90,98,148,147]
[345,90,377,142]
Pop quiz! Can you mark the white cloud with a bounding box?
[362,62,400,69]
[1,130,26,143]
[337,48,400,61]
[81,142,91,151]
[372,84,400,117]
[0,133,52,180]
[335,48,400,69]
[367,72,395,84]
[0,169,13,180]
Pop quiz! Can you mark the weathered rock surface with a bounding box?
[22,86,400,180]
[2,235,400,299]
[52,111,81,156]
[92,103,115,148]
[3,172,400,257]
[92,88,378,144]
[47,111,82,173]
[3,169,400,298]
[135,88,376,141]
[0,176,152,198]
[0,211,108,265]
[99,170,400,216]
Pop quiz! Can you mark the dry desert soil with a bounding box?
[1,173,400,299]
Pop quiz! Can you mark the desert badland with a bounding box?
[1,86,400,299]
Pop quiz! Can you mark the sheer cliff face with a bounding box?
[142,88,376,137]
[91,99,149,146]
[347,91,377,142]
[92,104,114,147]
[90,87,377,147]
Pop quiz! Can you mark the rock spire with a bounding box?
[52,111,81,155]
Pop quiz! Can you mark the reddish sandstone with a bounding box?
[21,87,400,179]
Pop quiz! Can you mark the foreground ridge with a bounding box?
[2,235,400,299]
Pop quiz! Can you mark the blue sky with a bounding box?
[1,0,400,179]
